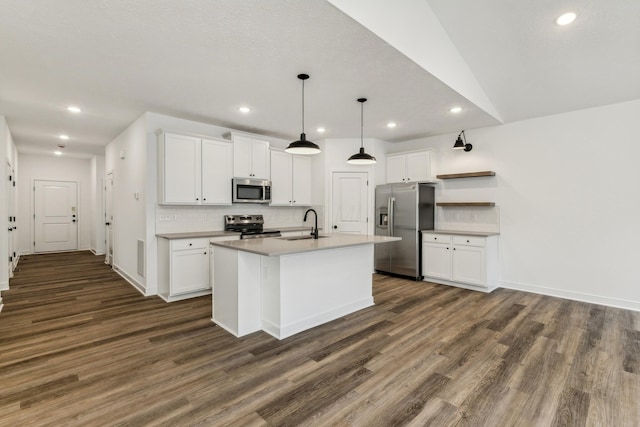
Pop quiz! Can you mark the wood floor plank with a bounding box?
[1,251,639,426]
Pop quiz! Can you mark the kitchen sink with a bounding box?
[278,235,330,241]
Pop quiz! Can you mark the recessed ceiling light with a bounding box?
[59,134,70,140]
[316,127,326,133]
[556,12,576,26]
[67,106,82,113]
[450,107,463,113]
[238,106,251,113]
[386,122,397,128]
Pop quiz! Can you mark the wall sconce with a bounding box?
[453,130,472,152]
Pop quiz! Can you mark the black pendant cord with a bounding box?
[301,78,305,134]
[358,98,367,148]
[360,100,364,148]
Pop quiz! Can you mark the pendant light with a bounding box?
[285,74,321,155]
[347,98,377,165]
[453,130,473,152]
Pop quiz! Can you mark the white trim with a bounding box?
[424,277,496,293]
[263,297,374,340]
[500,280,640,312]
[90,248,106,256]
[112,264,147,296]
[0,282,7,291]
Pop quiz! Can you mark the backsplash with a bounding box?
[435,206,500,233]
[155,204,325,234]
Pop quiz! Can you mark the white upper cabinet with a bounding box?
[158,131,232,205]
[231,134,270,179]
[386,150,433,183]
[270,150,311,206]
[201,138,233,204]
[292,155,312,206]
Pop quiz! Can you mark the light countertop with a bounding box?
[210,233,400,256]
[420,229,500,237]
[156,226,317,240]
[156,230,240,239]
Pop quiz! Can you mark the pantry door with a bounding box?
[331,172,368,234]
[34,180,78,252]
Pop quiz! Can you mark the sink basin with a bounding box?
[278,235,330,241]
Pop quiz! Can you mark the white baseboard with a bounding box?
[0,281,8,291]
[500,280,640,312]
[265,297,375,340]
[112,264,147,297]
[90,248,106,256]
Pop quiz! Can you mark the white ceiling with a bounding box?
[0,0,638,157]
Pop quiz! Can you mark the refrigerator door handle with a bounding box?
[389,197,395,236]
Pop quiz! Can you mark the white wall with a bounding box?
[391,99,640,310]
[17,154,93,254]
[105,114,149,292]
[90,155,105,254]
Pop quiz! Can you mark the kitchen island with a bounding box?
[209,233,400,339]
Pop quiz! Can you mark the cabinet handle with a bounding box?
[203,198,206,201]
[453,248,456,250]
[204,252,207,255]
[189,243,192,246]
[196,198,199,201]
[446,247,449,250]
[466,239,470,243]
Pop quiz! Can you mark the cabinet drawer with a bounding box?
[171,238,208,251]
[453,236,486,247]
[422,233,451,244]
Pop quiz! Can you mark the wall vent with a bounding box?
[137,239,145,277]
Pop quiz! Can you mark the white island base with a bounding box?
[212,236,387,340]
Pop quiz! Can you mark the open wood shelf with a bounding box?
[436,202,496,207]
[436,171,496,179]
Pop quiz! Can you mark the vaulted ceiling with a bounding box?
[1,0,638,157]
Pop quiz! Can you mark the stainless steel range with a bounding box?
[224,214,281,239]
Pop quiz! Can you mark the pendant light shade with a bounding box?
[347,98,377,165]
[286,74,321,155]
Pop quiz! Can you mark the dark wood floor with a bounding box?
[1,252,638,426]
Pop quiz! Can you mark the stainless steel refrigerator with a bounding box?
[375,183,435,279]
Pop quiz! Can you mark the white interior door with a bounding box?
[10,166,17,270]
[34,180,78,253]
[105,172,114,265]
[331,172,368,234]
[7,163,15,276]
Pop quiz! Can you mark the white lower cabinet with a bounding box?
[158,235,242,302]
[158,237,210,301]
[422,232,498,292]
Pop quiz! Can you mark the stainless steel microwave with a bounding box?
[232,178,271,203]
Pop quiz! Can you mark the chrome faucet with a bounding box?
[303,208,319,239]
